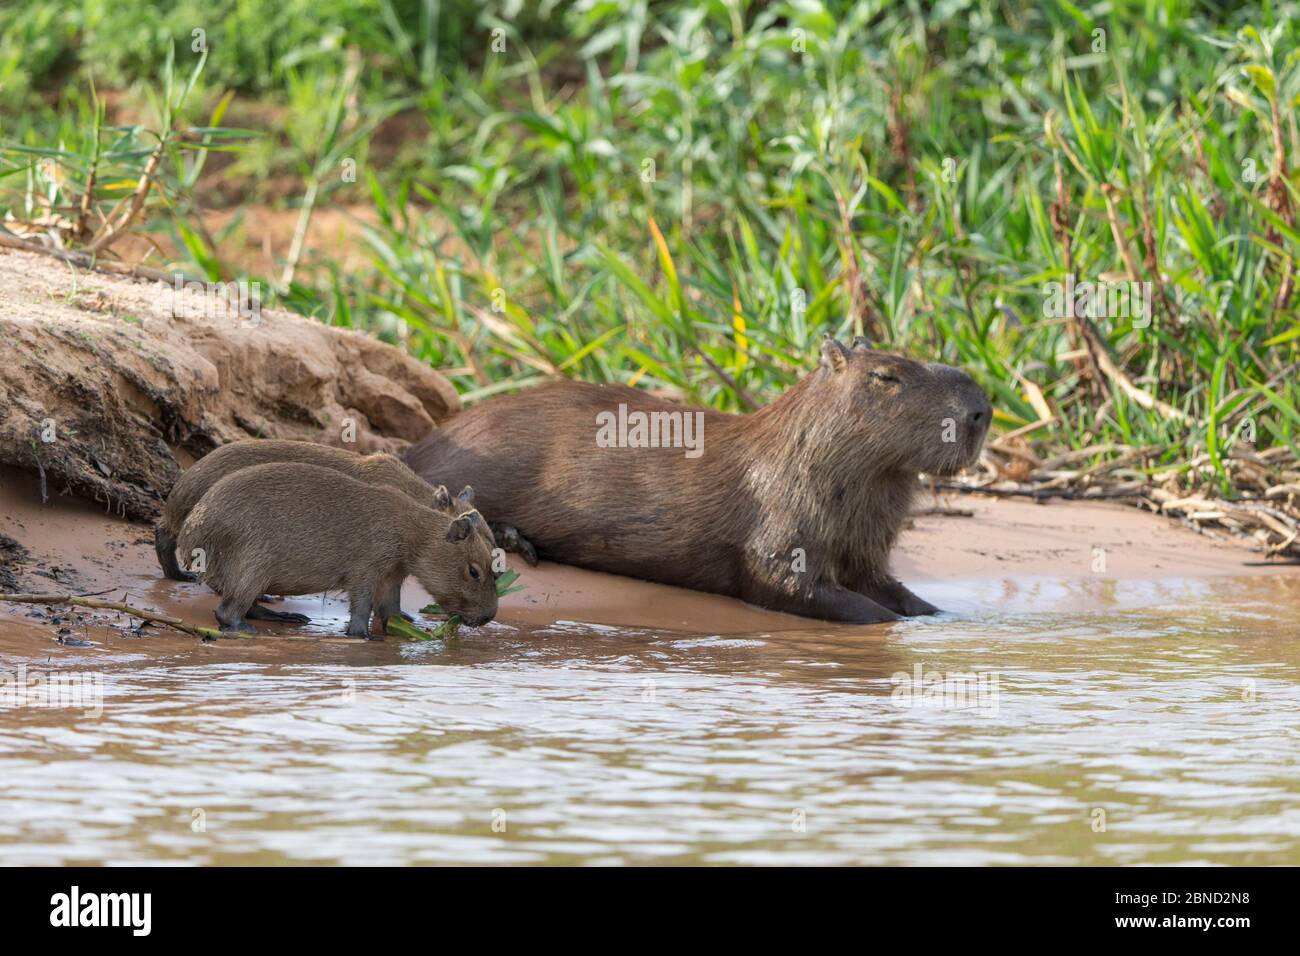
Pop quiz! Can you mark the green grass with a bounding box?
[2,0,1299,489]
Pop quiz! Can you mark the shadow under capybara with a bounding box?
[177,462,498,636]
[403,337,991,624]
[155,439,487,585]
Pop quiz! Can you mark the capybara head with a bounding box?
[431,483,496,550]
[814,336,991,476]
[431,483,476,513]
[415,508,499,627]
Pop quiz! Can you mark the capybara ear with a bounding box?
[464,509,482,528]
[446,515,474,542]
[851,336,873,352]
[457,485,475,507]
[432,484,452,510]
[820,334,850,372]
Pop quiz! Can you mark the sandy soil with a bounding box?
[112,205,383,279]
[0,246,459,520]
[3,463,1295,657]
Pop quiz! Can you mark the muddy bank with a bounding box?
[3,463,1296,660]
[0,243,1295,653]
[0,247,458,521]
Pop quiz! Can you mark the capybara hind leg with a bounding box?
[214,593,257,634]
[492,523,538,566]
[246,603,312,626]
[346,591,376,639]
[155,525,197,582]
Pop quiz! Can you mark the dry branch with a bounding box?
[84,138,166,255]
[0,591,222,640]
[942,440,1300,560]
[0,592,381,643]
[0,230,175,282]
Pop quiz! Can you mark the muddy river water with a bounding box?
[2,572,1298,866]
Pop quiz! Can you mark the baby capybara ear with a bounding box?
[432,484,452,510]
[446,514,475,542]
[456,485,475,508]
[819,334,850,372]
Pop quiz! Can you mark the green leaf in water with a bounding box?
[386,614,461,642]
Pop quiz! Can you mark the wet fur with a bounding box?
[177,462,498,636]
[403,339,991,623]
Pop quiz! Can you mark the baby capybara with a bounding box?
[404,337,991,624]
[155,439,484,584]
[177,462,498,636]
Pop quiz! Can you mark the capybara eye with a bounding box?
[869,370,902,384]
[468,564,480,580]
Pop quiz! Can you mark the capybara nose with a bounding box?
[967,392,992,430]
[456,603,497,627]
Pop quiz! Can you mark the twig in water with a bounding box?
[0,591,222,640]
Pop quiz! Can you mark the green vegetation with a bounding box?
[3,1,1299,496]
[390,568,524,640]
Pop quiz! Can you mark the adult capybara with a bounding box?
[403,337,991,623]
[155,439,485,584]
[177,462,498,636]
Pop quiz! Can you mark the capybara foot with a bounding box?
[246,604,312,625]
[219,620,256,634]
[875,580,940,617]
[791,584,902,624]
[891,589,940,616]
[346,593,374,638]
[155,525,197,582]
[493,524,539,566]
[901,597,941,616]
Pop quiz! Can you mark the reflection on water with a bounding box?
[1,575,1299,865]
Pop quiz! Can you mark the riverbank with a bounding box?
[3,463,1295,659]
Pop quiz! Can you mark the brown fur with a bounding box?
[155,439,484,581]
[177,462,498,635]
[403,338,991,623]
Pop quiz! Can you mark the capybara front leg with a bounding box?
[860,578,941,617]
[214,591,257,634]
[784,583,902,624]
[155,525,197,582]
[492,523,538,566]
[245,603,312,625]
[373,576,409,636]
[346,590,376,639]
